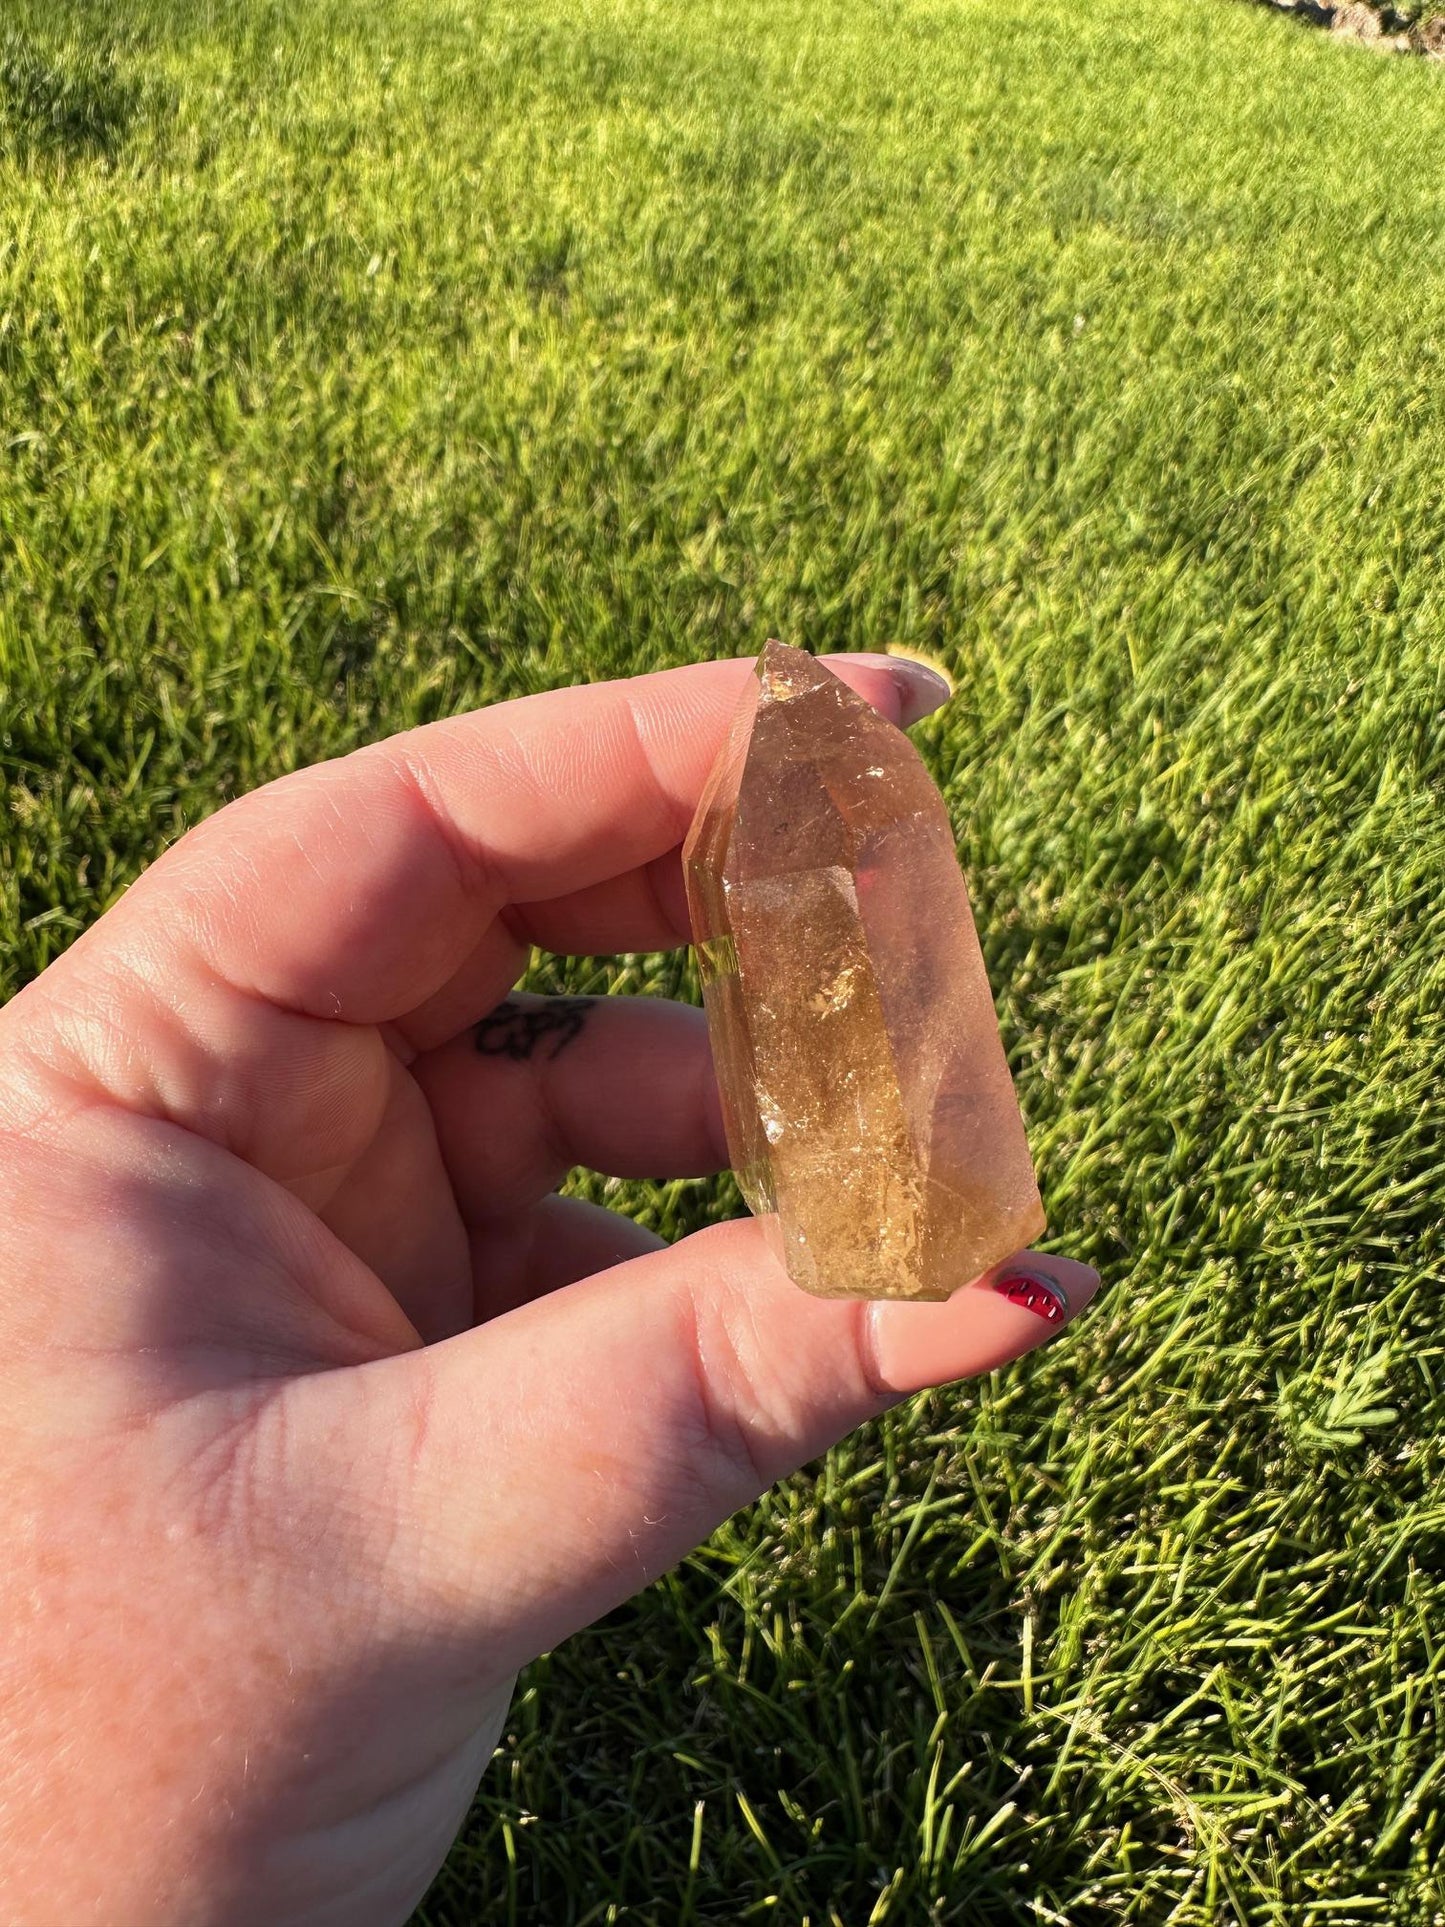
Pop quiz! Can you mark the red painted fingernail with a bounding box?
[993,1267,1069,1325]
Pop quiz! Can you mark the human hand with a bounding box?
[0,654,1099,1926]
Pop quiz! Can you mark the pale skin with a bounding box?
[0,653,1099,1927]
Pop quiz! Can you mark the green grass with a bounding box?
[4,0,1445,1918]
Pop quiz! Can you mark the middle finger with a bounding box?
[412,991,728,1220]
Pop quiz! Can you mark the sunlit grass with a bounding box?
[4,0,1445,1919]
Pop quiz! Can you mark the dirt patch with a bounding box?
[1254,0,1445,56]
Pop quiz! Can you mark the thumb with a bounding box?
[320,1220,1099,1672]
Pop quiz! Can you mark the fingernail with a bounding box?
[992,1266,1070,1325]
[866,1253,1100,1394]
[823,652,953,727]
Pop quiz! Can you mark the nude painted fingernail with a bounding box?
[822,652,953,727]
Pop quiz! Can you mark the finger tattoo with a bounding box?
[474,997,595,1062]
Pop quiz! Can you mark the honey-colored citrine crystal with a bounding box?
[683,641,1045,1301]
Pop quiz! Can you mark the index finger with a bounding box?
[44,651,948,1032]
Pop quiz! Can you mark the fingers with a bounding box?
[2,652,946,1173]
[84,652,942,1026]
[412,993,724,1222]
[312,1047,474,1343]
[313,1224,1100,1673]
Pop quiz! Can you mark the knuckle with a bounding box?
[677,1286,778,1504]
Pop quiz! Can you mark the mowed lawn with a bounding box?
[4,0,1445,1919]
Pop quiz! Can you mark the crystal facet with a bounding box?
[684,641,1045,1301]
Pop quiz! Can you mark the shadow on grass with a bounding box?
[0,28,141,162]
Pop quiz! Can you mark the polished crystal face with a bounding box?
[684,641,1045,1301]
